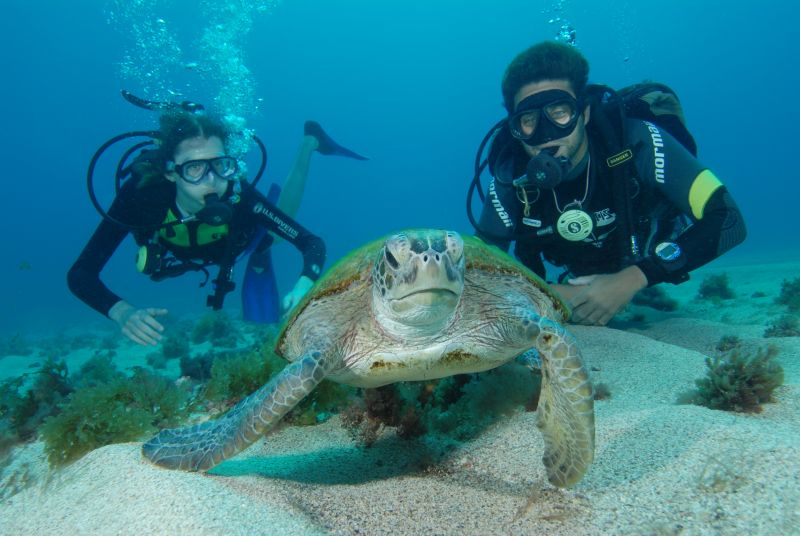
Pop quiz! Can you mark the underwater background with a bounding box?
[1,0,797,337]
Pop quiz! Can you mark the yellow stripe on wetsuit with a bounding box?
[688,169,723,220]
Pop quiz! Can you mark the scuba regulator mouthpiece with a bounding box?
[195,193,233,226]
[524,151,571,190]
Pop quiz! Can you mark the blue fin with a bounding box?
[304,121,368,160]
[241,183,281,323]
[242,242,279,323]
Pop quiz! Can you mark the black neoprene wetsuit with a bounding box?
[476,118,746,285]
[68,177,326,317]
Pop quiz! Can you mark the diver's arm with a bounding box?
[67,218,129,317]
[245,187,326,283]
[474,178,516,251]
[636,187,746,285]
[625,120,746,286]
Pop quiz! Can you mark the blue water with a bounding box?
[1,0,797,336]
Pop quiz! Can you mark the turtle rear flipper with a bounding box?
[143,351,333,471]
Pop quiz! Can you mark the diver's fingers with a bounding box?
[122,324,156,346]
[125,310,164,346]
[142,308,168,332]
[568,275,597,286]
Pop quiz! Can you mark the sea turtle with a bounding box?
[143,229,595,487]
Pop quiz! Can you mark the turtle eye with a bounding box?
[385,249,400,269]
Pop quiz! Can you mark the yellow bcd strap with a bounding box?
[158,209,228,247]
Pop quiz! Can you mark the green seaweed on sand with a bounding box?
[632,286,678,311]
[696,273,735,302]
[764,315,800,337]
[775,276,800,312]
[682,345,783,413]
[41,369,189,466]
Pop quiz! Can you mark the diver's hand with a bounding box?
[561,266,648,326]
[281,276,315,313]
[108,301,168,346]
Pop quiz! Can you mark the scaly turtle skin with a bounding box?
[143,229,595,487]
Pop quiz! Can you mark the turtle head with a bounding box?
[372,229,465,333]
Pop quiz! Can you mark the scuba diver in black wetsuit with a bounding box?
[470,42,746,326]
[69,94,366,346]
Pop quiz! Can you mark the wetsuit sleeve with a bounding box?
[474,178,518,251]
[67,219,128,316]
[67,180,171,316]
[626,120,747,285]
[241,187,326,281]
[66,182,144,318]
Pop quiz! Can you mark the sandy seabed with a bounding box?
[0,261,798,535]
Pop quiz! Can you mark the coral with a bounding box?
[764,315,800,338]
[632,286,678,311]
[775,276,800,312]
[40,369,189,466]
[191,311,240,346]
[715,335,741,352]
[687,345,784,413]
[696,273,735,301]
[161,334,191,360]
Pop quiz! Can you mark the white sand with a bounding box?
[1,261,798,535]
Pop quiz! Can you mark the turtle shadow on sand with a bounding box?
[209,429,546,503]
[207,433,449,485]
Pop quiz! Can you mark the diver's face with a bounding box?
[513,80,590,171]
[166,136,229,215]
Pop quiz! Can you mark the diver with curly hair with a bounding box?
[473,41,746,325]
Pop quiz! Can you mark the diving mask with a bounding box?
[168,156,239,184]
[508,89,582,146]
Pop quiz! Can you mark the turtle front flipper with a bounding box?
[516,312,595,488]
[142,350,334,471]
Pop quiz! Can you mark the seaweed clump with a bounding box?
[0,358,73,443]
[0,333,33,356]
[775,276,800,312]
[764,315,800,338]
[40,368,189,466]
[715,335,741,352]
[631,286,678,311]
[191,311,240,347]
[683,345,784,413]
[341,363,540,447]
[696,273,735,301]
[200,341,355,425]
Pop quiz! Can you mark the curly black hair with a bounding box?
[501,41,589,113]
